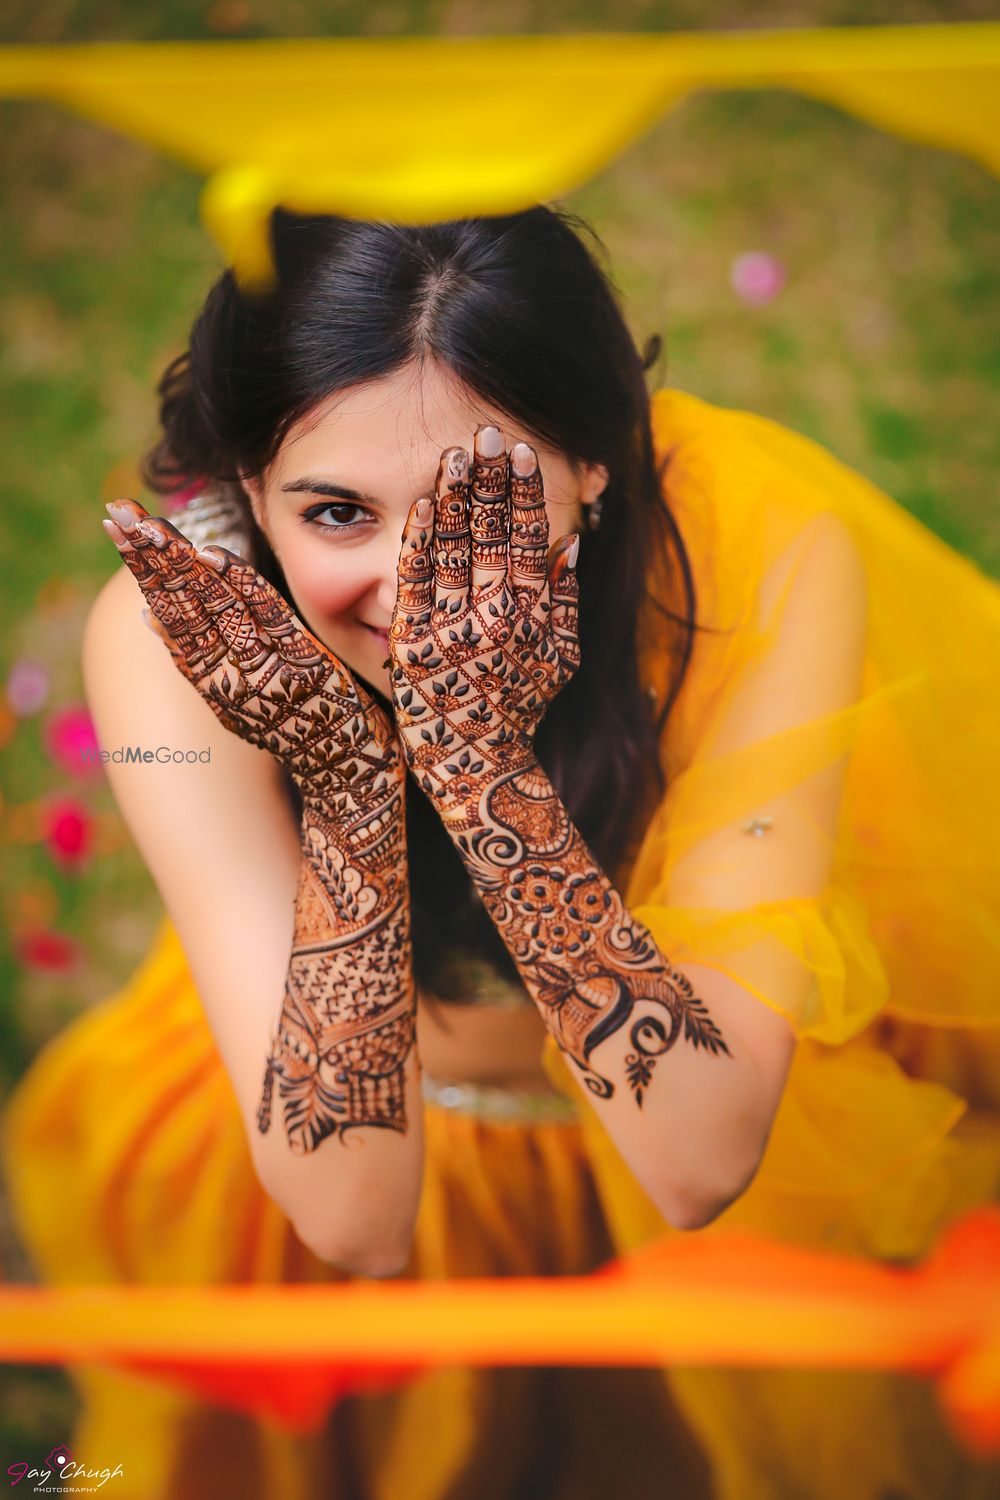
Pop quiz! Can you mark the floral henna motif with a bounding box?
[386,434,732,1108]
[389,439,579,821]
[466,767,731,1102]
[102,500,416,1154]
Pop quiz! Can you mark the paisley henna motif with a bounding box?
[387,436,732,1107]
[103,500,416,1154]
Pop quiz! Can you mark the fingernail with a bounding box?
[510,442,536,478]
[445,448,469,483]
[106,501,138,530]
[102,518,127,546]
[196,545,225,571]
[141,608,157,633]
[565,534,580,568]
[474,425,504,459]
[415,497,433,524]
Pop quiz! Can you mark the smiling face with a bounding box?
[242,358,607,696]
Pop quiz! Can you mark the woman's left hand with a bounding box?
[388,425,581,816]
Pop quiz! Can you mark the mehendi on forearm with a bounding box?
[101,498,417,1157]
[257,774,416,1156]
[389,432,732,1109]
[449,767,730,1104]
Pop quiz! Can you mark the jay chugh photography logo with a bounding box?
[6,1442,123,1491]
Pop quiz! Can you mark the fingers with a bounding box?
[103,501,232,676]
[195,544,331,676]
[395,495,435,637]
[508,442,549,607]
[102,500,322,685]
[549,533,581,670]
[140,605,194,678]
[469,425,509,595]
[432,447,471,619]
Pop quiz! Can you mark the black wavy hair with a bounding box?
[142,206,704,1006]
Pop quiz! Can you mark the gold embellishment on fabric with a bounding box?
[169,485,255,560]
[742,815,774,837]
[421,1071,581,1123]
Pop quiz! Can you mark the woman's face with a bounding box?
[243,359,607,696]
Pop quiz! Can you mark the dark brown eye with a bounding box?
[302,503,369,533]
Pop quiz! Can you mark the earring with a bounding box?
[588,491,605,532]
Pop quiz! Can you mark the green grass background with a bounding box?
[0,0,998,1459]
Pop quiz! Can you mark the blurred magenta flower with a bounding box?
[44,704,101,778]
[731,251,786,306]
[42,795,94,870]
[164,473,210,514]
[15,926,79,974]
[6,657,50,716]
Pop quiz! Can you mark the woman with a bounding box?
[4,205,1000,1500]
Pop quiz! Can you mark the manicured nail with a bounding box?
[445,448,469,483]
[106,501,138,530]
[102,518,127,545]
[415,497,433,524]
[474,425,504,459]
[565,534,580,568]
[510,443,536,478]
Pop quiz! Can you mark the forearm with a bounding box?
[440,766,765,1229]
[252,788,424,1273]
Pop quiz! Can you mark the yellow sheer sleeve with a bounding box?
[627,505,879,1047]
[543,386,1000,1263]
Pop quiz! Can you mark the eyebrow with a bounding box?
[280,475,439,507]
[280,477,386,507]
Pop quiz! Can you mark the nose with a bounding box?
[369,532,406,626]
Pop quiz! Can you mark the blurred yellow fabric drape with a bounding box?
[0,23,998,288]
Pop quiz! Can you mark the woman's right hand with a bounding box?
[101,498,402,812]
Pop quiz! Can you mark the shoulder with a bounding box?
[648,387,868,611]
[650,386,872,538]
[642,390,870,764]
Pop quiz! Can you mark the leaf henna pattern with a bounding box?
[387,433,733,1107]
[102,499,416,1154]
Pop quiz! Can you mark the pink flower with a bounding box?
[44,704,101,779]
[6,657,50,716]
[15,926,79,974]
[731,251,786,306]
[42,795,93,870]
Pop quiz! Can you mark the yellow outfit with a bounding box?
[4,386,1000,1499]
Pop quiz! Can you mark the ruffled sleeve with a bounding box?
[542,387,1000,1262]
[628,504,883,1048]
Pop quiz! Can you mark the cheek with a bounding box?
[275,532,368,625]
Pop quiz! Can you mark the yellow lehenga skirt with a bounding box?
[0,918,715,1500]
[4,386,1000,1500]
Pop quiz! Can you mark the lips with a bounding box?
[363,624,390,651]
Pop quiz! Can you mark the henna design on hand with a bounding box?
[389,437,580,820]
[102,500,416,1153]
[385,436,732,1108]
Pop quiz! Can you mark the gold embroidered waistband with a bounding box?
[421,1071,581,1124]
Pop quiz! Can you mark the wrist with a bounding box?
[422,747,546,828]
[299,775,408,865]
[433,759,555,893]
